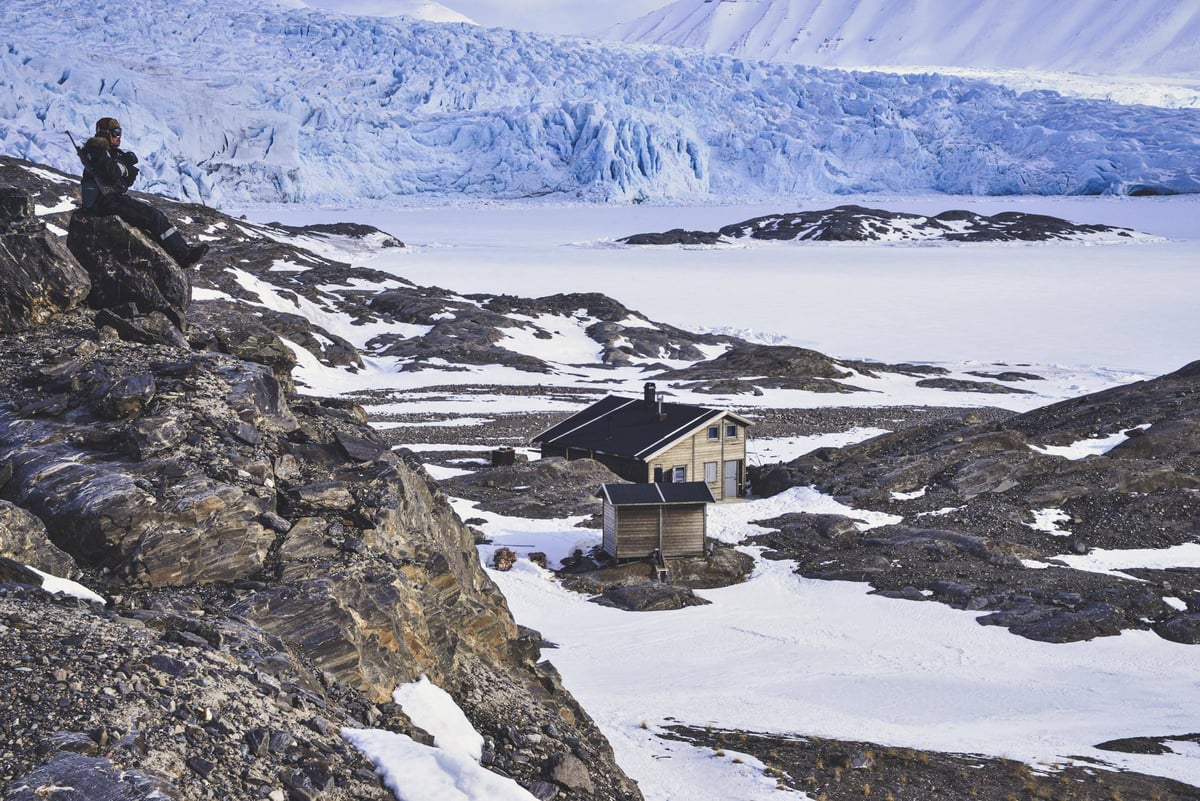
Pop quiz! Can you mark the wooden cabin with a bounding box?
[532,383,752,500]
[596,482,715,561]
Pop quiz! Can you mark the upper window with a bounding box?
[707,425,720,440]
[672,466,687,482]
[725,424,739,439]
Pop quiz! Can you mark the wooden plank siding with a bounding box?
[649,415,747,499]
[603,501,618,557]
[608,504,707,559]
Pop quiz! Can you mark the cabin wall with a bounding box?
[608,504,706,559]
[650,415,748,499]
[602,501,618,558]
[544,447,650,484]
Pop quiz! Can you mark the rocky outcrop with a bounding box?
[654,344,863,393]
[0,498,81,580]
[368,289,740,372]
[0,160,643,800]
[67,212,191,329]
[749,364,1200,643]
[620,204,1152,245]
[0,187,90,332]
[441,456,620,520]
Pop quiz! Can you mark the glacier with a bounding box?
[2,0,1199,206]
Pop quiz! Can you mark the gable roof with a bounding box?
[532,394,752,461]
[596,482,716,506]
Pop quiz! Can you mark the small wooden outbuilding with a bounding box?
[596,481,715,561]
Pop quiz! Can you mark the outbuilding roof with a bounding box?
[596,482,716,506]
[532,393,752,461]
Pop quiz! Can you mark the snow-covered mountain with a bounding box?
[3,0,1200,206]
[600,0,1200,77]
[288,0,475,23]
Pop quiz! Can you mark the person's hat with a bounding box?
[95,117,122,134]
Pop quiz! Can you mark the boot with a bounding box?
[162,230,209,267]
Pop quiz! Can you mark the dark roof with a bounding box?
[532,394,752,460]
[596,482,716,506]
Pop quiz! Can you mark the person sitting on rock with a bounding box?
[78,117,209,267]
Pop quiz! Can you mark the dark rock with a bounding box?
[654,344,858,393]
[546,751,595,792]
[1,752,181,800]
[245,727,271,757]
[592,582,711,612]
[185,755,215,778]
[620,204,1148,244]
[66,213,190,326]
[0,188,91,332]
[146,654,195,677]
[1154,613,1200,644]
[666,547,756,589]
[280,766,321,801]
[288,481,356,511]
[0,499,78,578]
[528,780,560,800]
[336,430,388,463]
[916,377,1035,395]
[190,300,303,388]
[1096,733,1200,755]
[0,555,51,588]
[96,372,156,419]
[1001,602,1127,643]
[442,457,617,520]
[619,228,723,246]
[42,730,102,756]
[121,415,189,459]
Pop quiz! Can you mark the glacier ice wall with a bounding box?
[2,0,1198,205]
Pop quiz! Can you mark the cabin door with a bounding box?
[723,459,740,498]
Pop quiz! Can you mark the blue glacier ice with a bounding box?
[2,0,1198,205]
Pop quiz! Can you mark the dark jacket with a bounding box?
[80,137,140,209]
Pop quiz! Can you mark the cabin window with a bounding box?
[704,461,718,483]
[725,424,739,439]
[707,425,720,440]
[672,466,687,482]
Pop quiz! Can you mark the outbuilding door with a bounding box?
[723,459,741,498]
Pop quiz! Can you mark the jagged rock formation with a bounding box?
[620,204,1151,244]
[750,363,1200,643]
[0,186,90,331]
[0,163,643,799]
[67,212,192,329]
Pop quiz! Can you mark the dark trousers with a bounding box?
[94,192,176,243]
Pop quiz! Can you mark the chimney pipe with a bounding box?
[644,382,656,408]
[656,393,666,422]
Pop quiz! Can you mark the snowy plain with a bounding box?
[253,192,1200,377]
[233,193,1200,801]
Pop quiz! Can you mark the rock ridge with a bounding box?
[0,162,642,800]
